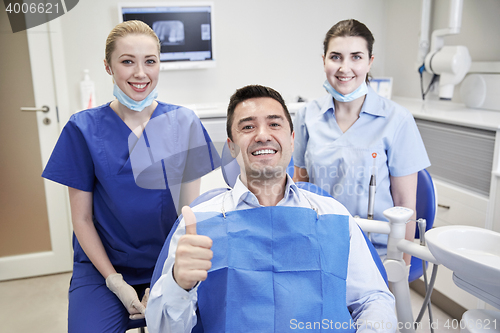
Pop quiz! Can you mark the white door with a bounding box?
[0,11,72,281]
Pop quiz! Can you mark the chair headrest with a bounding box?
[221,141,239,188]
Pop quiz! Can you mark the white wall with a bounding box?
[58,0,387,116]
[51,0,500,117]
[383,0,500,101]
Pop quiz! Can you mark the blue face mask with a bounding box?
[323,80,368,103]
[113,84,158,112]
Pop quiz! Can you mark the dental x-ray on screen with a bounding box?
[118,2,215,70]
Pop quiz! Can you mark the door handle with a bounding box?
[20,105,49,113]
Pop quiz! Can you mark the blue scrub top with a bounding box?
[42,102,220,285]
[294,87,430,246]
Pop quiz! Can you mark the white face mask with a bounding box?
[323,80,368,103]
[113,83,158,112]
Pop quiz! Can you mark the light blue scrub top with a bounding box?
[294,86,430,247]
[42,102,220,286]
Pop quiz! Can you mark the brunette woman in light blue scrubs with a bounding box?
[293,19,430,265]
[42,21,219,332]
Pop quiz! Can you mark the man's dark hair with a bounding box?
[226,85,293,140]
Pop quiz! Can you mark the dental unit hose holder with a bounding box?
[384,207,413,261]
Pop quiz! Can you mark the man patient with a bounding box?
[146,85,397,333]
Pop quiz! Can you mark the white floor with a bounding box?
[0,271,459,333]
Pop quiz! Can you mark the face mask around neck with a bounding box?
[113,84,158,112]
[323,80,368,103]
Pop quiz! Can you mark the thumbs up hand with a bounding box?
[173,206,213,290]
[184,205,198,236]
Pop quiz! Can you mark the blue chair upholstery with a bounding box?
[127,319,146,332]
[189,187,230,208]
[221,142,240,189]
[408,169,437,282]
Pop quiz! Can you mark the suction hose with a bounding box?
[414,218,438,333]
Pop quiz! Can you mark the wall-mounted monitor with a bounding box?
[118,2,215,71]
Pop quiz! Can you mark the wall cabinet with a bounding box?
[395,97,500,310]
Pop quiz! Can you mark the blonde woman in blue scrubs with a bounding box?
[293,19,430,265]
[42,21,219,332]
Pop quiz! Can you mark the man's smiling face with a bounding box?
[227,97,294,184]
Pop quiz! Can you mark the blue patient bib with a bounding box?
[195,206,355,332]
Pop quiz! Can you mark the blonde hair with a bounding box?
[105,20,161,66]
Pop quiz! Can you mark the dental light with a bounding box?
[421,0,471,100]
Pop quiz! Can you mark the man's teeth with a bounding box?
[252,149,276,156]
[132,83,147,89]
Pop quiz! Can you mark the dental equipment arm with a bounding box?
[354,218,390,235]
[424,46,471,100]
[355,214,439,265]
[355,207,440,333]
[390,173,418,265]
[422,0,471,100]
[417,0,432,65]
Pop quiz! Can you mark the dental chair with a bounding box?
[281,164,436,283]
[150,142,388,332]
[352,168,439,333]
